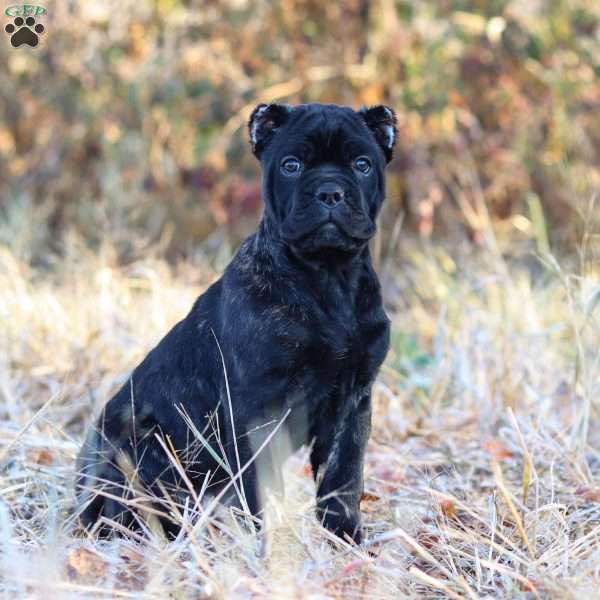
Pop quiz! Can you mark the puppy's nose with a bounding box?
[316,182,345,206]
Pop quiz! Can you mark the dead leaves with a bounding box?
[438,498,458,519]
[575,485,599,503]
[360,490,383,513]
[360,491,381,503]
[65,546,148,590]
[66,548,107,582]
[483,439,513,462]
[29,448,54,466]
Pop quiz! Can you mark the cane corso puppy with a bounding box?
[76,103,396,543]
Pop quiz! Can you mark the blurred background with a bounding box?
[0,0,599,267]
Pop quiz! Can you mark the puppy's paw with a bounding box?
[318,507,362,545]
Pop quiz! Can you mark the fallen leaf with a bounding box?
[518,577,543,593]
[361,490,382,512]
[439,498,458,519]
[361,491,381,503]
[484,440,513,461]
[66,548,107,581]
[324,559,372,587]
[575,485,599,502]
[30,448,54,465]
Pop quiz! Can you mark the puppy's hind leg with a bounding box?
[75,426,139,536]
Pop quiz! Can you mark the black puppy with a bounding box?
[76,103,396,543]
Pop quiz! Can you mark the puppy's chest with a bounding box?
[291,297,388,393]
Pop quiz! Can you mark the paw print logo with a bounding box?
[4,16,45,47]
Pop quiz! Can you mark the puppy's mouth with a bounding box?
[313,220,346,246]
[282,205,374,240]
[282,213,374,254]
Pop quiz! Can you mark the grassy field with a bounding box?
[2,0,599,597]
[1,221,599,599]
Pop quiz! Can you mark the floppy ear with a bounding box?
[248,103,292,158]
[358,105,397,163]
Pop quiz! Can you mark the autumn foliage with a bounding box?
[1,0,598,262]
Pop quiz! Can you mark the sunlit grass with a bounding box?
[1,230,599,598]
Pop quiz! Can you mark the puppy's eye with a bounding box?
[353,156,372,174]
[281,156,302,175]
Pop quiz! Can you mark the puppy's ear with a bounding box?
[248,103,292,158]
[358,105,397,163]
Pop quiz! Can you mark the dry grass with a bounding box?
[1,227,600,599]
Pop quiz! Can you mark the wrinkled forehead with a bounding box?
[276,105,377,160]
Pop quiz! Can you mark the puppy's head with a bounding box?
[249,103,396,257]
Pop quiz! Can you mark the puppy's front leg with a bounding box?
[312,393,371,544]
